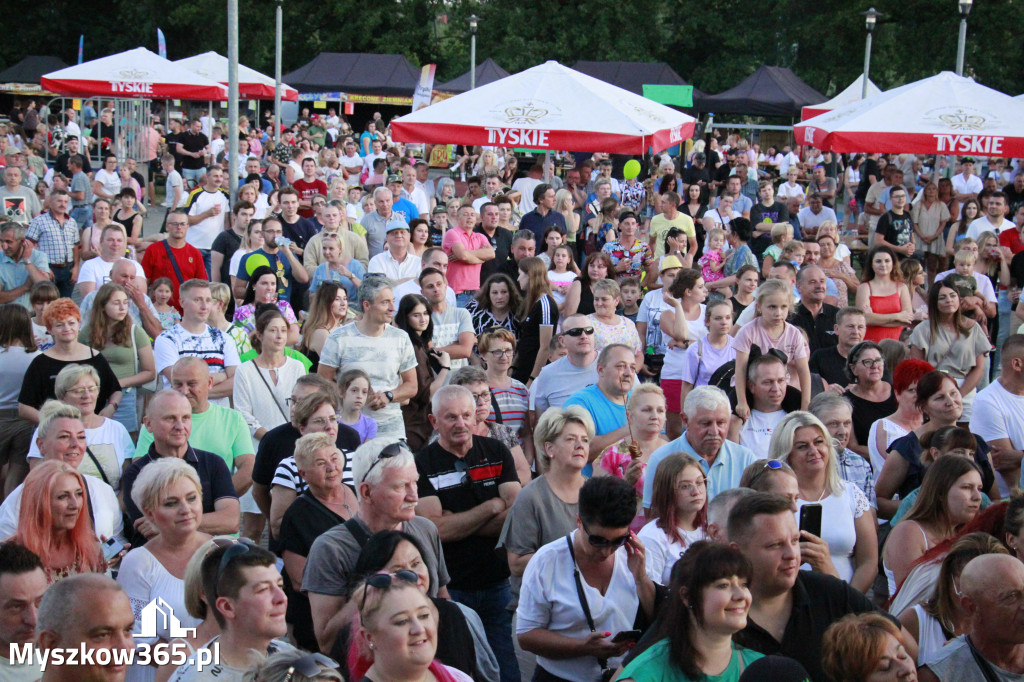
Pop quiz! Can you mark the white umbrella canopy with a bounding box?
[800,74,882,120]
[391,60,696,154]
[175,51,298,101]
[795,71,1024,157]
[41,47,228,100]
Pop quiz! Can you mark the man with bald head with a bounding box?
[37,574,136,682]
[79,258,163,338]
[919,553,1024,681]
[133,356,253,496]
[120,389,239,542]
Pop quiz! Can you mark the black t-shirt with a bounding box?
[131,171,146,190]
[280,215,318,250]
[714,163,734,186]
[1010,251,1024,288]
[512,294,558,384]
[1005,184,1024,216]
[730,296,750,322]
[19,352,122,412]
[682,165,711,188]
[55,152,92,179]
[476,224,514,284]
[164,132,182,171]
[277,492,345,652]
[846,387,897,449]
[875,210,914,248]
[855,159,881,202]
[415,435,518,590]
[178,131,209,170]
[809,346,849,387]
[790,302,839,354]
[251,421,361,487]
[751,201,790,227]
[211,229,243,284]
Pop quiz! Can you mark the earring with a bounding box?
[369,642,375,650]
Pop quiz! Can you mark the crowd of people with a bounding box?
[2,104,1024,682]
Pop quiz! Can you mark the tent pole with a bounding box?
[228,0,240,199]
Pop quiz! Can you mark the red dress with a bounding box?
[865,289,903,342]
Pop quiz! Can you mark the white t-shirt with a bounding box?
[681,336,736,387]
[661,305,708,381]
[163,169,185,208]
[952,173,983,196]
[366,250,422,281]
[0,474,124,543]
[867,418,909,484]
[637,519,707,585]
[738,409,786,454]
[152,324,241,408]
[94,168,121,198]
[26,418,133,488]
[393,279,456,309]
[965,216,1016,240]
[548,270,577,306]
[970,379,1024,493]
[185,188,231,250]
[76,256,146,287]
[517,531,639,682]
[797,483,870,583]
[512,177,543,213]
[431,305,474,371]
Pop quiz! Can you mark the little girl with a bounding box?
[29,281,58,350]
[680,299,737,395]
[698,228,727,284]
[733,278,811,420]
[761,223,793,278]
[338,368,378,443]
[149,277,181,330]
[547,245,577,310]
[781,239,806,267]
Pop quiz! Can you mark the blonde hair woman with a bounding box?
[554,188,580,247]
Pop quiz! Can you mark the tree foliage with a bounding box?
[1,0,1021,97]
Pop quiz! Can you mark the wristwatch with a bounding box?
[384,391,394,403]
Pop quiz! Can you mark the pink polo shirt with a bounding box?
[442,226,489,294]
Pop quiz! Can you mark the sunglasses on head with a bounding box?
[283,653,339,682]
[581,522,630,548]
[212,538,256,598]
[564,326,595,337]
[748,459,783,487]
[361,441,406,484]
[360,569,420,611]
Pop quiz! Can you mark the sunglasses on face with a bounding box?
[564,326,595,337]
[360,569,420,611]
[582,522,630,548]
[360,441,406,483]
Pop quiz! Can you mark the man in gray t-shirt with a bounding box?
[303,440,449,655]
[0,167,42,224]
[529,314,599,420]
[421,267,475,371]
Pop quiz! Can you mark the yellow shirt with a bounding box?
[649,212,696,258]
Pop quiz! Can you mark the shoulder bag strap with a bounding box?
[162,240,186,285]
[965,636,1005,682]
[345,517,372,548]
[251,362,290,422]
[85,446,111,486]
[490,391,503,424]
[565,535,608,672]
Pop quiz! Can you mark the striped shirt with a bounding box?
[487,381,530,433]
[272,453,355,493]
[26,212,78,265]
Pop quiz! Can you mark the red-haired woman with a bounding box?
[13,460,105,583]
[637,453,708,585]
[17,298,122,425]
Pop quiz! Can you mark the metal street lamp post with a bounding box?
[470,15,479,90]
[274,0,283,146]
[861,7,881,100]
[956,0,973,76]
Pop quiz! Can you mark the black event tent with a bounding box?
[437,58,510,93]
[571,60,704,100]
[696,65,825,117]
[283,53,420,96]
[0,56,69,93]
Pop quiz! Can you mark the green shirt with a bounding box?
[134,402,253,469]
[238,346,313,372]
[80,324,152,380]
[619,639,763,682]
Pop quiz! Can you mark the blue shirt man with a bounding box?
[0,223,51,309]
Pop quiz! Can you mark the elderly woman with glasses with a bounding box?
[279,432,357,652]
[844,341,897,459]
[769,411,878,594]
[517,475,656,682]
[117,458,207,682]
[269,391,346,538]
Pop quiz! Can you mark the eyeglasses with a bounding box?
[212,538,255,599]
[748,459,783,487]
[676,478,707,494]
[564,326,595,337]
[471,391,491,404]
[581,522,630,548]
[858,358,884,368]
[166,221,188,227]
[308,414,341,428]
[359,569,420,611]
[361,441,406,483]
[65,385,100,397]
[487,349,514,358]
[284,653,339,682]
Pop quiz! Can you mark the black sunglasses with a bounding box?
[360,569,420,611]
[361,442,406,484]
[564,326,596,337]
[213,538,256,598]
[581,522,630,548]
[284,653,339,682]
[748,459,784,487]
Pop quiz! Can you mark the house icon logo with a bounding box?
[139,598,197,638]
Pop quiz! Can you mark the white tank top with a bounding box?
[912,604,949,666]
